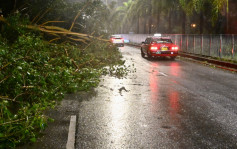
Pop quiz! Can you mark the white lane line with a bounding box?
[66,115,77,149]
[159,72,168,77]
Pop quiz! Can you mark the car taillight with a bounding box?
[171,47,179,50]
[150,46,158,51]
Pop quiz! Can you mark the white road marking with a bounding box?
[66,115,77,149]
[159,72,168,77]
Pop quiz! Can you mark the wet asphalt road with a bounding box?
[75,45,237,149]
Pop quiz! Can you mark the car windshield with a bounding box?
[152,38,172,44]
[111,35,122,39]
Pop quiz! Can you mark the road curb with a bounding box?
[66,115,77,149]
[179,52,237,71]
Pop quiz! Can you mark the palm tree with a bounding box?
[179,0,228,34]
[128,0,154,34]
[130,0,180,34]
[116,0,134,33]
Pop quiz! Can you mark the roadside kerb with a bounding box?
[66,115,77,149]
[179,52,237,71]
[125,43,237,72]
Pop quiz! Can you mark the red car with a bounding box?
[141,35,179,60]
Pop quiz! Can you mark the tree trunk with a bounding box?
[182,11,186,34]
[137,17,140,34]
[157,10,160,33]
[143,17,147,34]
[148,16,152,34]
[168,11,172,33]
[200,11,204,34]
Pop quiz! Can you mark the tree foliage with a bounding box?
[0,1,130,148]
[115,0,231,34]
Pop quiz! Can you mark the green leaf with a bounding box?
[30,137,37,143]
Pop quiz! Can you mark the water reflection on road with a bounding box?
[168,62,181,124]
[149,62,159,107]
[104,59,185,148]
[108,79,128,147]
[148,61,181,123]
[169,91,180,124]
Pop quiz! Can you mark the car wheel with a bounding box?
[147,52,152,60]
[141,48,145,58]
[171,56,176,60]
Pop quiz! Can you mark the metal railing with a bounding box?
[120,34,237,61]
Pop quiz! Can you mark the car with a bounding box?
[110,35,124,47]
[141,35,179,60]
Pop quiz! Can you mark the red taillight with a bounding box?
[171,46,179,51]
[150,46,158,51]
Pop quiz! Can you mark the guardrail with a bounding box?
[120,34,237,61]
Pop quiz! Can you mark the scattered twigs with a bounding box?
[76,59,94,71]
[82,38,97,51]
[0,15,109,45]
[22,86,34,89]
[13,93,28,102]
[0,96,20,103]
[41,25,71,32]
[48,33,60,38]
[0,75,10,84]
[0,16,8,25]
[40,21,65,26]
[0,62,11,71]
[69,2,90,31]
[26,25,109,43]
[49,37,61,43]
[68,37,87,44]
[0,118,26,126]
[64,48,69,57]
[35,8,52,24]
[71,59,80,72]
[31,9,43,24]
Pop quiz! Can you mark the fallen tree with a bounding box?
[0,4,129,148]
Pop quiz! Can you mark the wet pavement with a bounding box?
[18,45,237,149]
[76,46,237,148]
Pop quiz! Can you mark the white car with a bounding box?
[110,35,124,47]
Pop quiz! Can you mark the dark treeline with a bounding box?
[113,0,237,34]
[1,0,237,34]
[0,0,116,36]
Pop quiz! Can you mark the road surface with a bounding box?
[75,46,237,148]
[19,45,237,149]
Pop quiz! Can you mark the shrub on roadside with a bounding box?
[0,24,127,149]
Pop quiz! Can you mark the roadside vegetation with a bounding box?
[0,0,129,148]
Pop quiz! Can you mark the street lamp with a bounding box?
[191,23,196,28]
